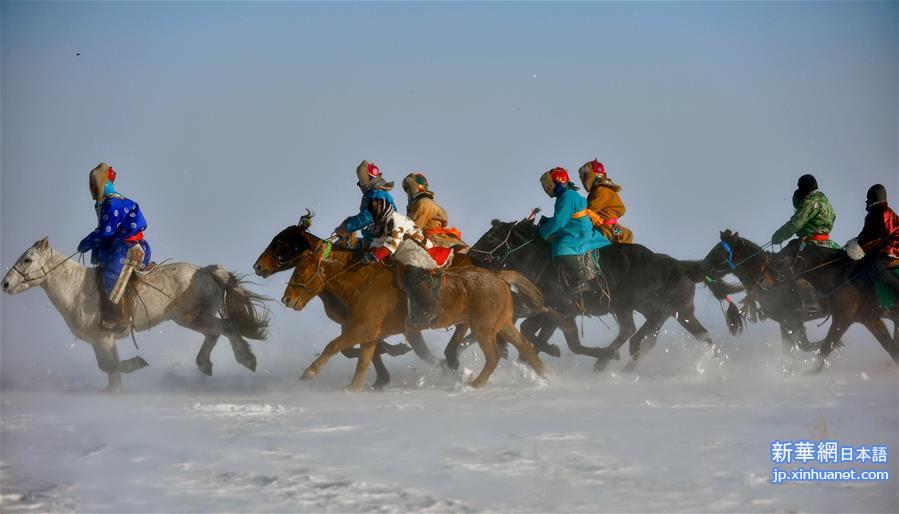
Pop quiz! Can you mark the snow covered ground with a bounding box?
[1,322,897,513]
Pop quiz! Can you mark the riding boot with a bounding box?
[404,267,439,329]
[559,255,591,295]
[100,293,127,331]
[794,279,821,314]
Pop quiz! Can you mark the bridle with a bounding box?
[468,221,535,265]
[9,251,78,285]
[286,239,362,295]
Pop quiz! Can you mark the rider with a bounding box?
[77,163,151,331]
[335,160,397,246]
[538,167,611,296]
[846,184,899,296]
[577,159,633,243]
[771,174,840,249]
[336,162,450,328]
[402,172,467,251]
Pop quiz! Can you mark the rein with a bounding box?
[287,239,363,293]
[10,251,79,284]
[469,222,535,265]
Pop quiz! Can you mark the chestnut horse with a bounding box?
[280,227,549,390]
[254,220,425,389]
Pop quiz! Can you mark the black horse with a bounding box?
[703,230,829,353]
[769,239,899,373]
[465,219,743,373]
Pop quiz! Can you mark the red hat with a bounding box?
[367,162,381,178]
[549,167,570,184]
[590,159,605,176]
[107,166,117,183]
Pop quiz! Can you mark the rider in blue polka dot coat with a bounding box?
[77,163,151,297]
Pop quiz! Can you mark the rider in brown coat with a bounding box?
[402,172,466,251]
[577,159,634,243]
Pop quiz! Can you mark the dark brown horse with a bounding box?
[279,227,549,391]
[702,230,829,353]
[769,239,899,373]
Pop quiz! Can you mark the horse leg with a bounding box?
[119,356,149,374]
[553,311,606,359]
[622,317,664,374]
[443,324,470,370]
[92,338,123,393]
[301,329,368,380]
[676,309,717,354]
[371,352,391,390]
[861,316,898,364]
[468,329,500,389]
[347,342,378,392]
[808,314,852,375]
[343,340,411,359]
[224,331,257,372]
[521,314,561,357]
[499,324,549,378]
[195,335,219,376]
[594,309,636,373]
[405,330,439,367]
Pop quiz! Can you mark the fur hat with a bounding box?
[540,167,576,197]
[578,159,620,192]
[355,160,393,192]
[89,162,116,201]
[402,172,434,202]
[866,184,887,209]
[794,174,818,203]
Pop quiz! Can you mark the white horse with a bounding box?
[2,237,270,392]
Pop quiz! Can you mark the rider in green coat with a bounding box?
[771,174,840,249]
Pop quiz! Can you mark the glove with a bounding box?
[771,231,787,246]
[335,225,350,239]
[845,238,865,261]
[361,252,378,264]
[77,237,94,254]
[537,215,549,227]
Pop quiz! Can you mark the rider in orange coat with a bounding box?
[577,159,634,243]
[402,172,466,251]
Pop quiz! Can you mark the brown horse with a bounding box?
[280,227,549,391]
[254,219,423,389]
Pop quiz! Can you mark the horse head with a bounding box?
[3,237,54,295]
[469,218,539,269]
[253,209,316,278]
[281,233,335,310]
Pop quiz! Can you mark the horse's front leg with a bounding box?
[347,342,379,392]
[92,338,123,393]
[301,329,367,380]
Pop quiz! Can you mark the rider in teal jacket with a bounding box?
[538,167,610,296]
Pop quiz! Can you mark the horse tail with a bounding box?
[677,260,745,336]
[209,267,271,340]
[499,270,545,313]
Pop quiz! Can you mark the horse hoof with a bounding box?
[197,361,213,376]
[385,343,412,357]
[100,385,121,394]
[547,345,562,358]
[621,361,638,374]
[134,357,149,370]
[300,369,317,381]
[344,384,365,393]
[241,354,257,372]
[440,359,460,372]
[371,382,387,391]
[593,357,610,373]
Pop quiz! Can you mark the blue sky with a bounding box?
[2,1,897,385]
